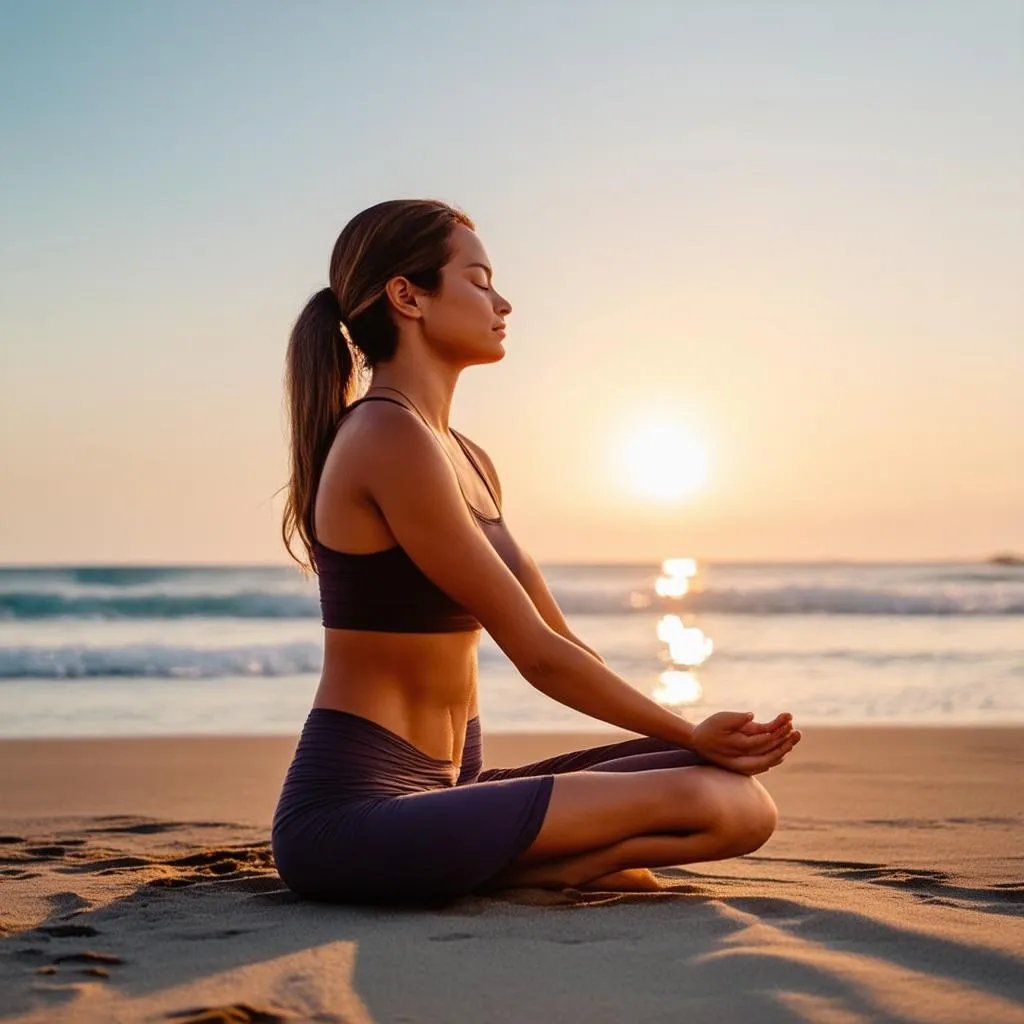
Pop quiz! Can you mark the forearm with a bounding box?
[524,635,695,746]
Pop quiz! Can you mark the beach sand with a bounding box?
[1,726,1022,1023]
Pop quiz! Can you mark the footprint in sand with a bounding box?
[143,845,277,888]
[428,931,476,942]
[86,818,186,835]
[165,1003,297,1023]
[51,951,124,967]
[766,856,1024,915]
[38,924,100,938]
[29,950,124,984]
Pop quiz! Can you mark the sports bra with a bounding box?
[311,395,520,632]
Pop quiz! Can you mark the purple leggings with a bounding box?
[271,708,708,906]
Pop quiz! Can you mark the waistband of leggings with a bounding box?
[296,707,478,780]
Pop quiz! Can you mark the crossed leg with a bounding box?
[465,735,780,892]
[466,733,711,784]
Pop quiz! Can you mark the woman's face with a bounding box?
[419,225,512,365]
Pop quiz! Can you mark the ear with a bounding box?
[384,275,424,323]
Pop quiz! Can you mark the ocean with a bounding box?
[0,560,1021,738]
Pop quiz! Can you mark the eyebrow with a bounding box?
[466,262,493,276]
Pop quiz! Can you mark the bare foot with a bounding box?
[577,867,662,892]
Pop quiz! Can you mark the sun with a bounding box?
[620,421,709,501]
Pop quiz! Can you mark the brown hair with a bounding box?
[281,199,475,571]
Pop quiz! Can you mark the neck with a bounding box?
[367,356,460,433]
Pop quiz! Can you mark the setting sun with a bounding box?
[620,422,710,502]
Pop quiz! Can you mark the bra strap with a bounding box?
[359,387,501,519]
[451,429,501,513]
[343,394,409,413]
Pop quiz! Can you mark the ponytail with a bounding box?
[281,199,476,572]
[281,287,355,571]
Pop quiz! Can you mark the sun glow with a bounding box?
[620,422,709,502]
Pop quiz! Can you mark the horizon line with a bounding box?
[0,555,1020,570]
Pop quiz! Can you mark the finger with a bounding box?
[737,732,771,752]
[738,719,789,738]
[727,720,798,756]
[765,733,801,766]
[740,728,791,754]
[742,732,788,756]
[739,732,801,771]
[744,713,793,735]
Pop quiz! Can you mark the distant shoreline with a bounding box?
[1,556,1022,569]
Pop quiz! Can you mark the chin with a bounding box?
[465,335,506,366]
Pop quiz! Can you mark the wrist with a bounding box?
[667,712,696,748]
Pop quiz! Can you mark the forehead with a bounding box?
[448,224,490,267]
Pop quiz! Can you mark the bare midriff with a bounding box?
[312,627,482,767]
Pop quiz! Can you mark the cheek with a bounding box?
[435,281,492,336]
[459,284,493,317]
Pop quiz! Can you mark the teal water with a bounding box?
[1,561,1021,737]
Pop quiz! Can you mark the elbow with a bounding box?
[514,628,575,691]
[568,633,604,664]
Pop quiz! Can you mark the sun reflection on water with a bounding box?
[649,557,712,709]
[657,614,714,666]
[653,669,703,707]
[655,557,700,598]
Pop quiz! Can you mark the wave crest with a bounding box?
[2,583,1023,620]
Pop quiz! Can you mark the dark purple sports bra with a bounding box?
[312,395,520,633]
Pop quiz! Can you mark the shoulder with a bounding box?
[323,399,439,491]
[335,398,431,454]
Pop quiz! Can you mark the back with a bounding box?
[310,394,558,764]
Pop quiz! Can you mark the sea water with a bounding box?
[0,561,1021,737]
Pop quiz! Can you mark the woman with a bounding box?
[271,199,802,906]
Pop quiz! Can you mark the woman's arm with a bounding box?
[459,435,604,663]
[510,547,605,663]
[360,406,694,746]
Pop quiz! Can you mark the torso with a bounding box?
[310,395,504,768]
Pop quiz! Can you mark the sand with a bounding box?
[1,726,1022,1023]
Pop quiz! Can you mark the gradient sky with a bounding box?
[1,0,1021,564]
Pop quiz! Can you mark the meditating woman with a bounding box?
[271,198,802,906]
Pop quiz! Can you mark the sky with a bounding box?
[1,0,1021,565]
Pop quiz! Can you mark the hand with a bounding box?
[690,711,802,776]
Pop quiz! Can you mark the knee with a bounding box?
[718,776,778,856]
